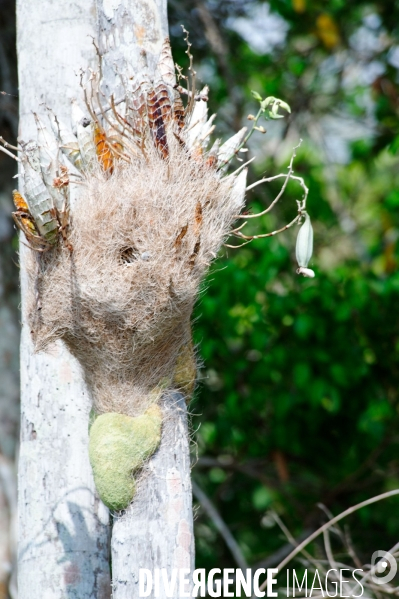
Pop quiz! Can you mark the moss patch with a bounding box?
[89,405,162,511]
[174,340,196,400]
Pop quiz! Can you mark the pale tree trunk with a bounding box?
[17,0,194,597]
[111,394,194,598]
[95,1,195,596]
[17,2,111,597]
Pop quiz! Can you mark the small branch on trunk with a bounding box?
[192,480,247,571]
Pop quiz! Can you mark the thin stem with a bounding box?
[217,107,263,171]
[192,480,247,571]
[0,136,19,151]
[0,144,20,161]
[230,221,248,234]
[224,156,256,179]
[237,141,305,220]
[255,489,399,597]
[175,85,208,102]
[224,239,253,248]
[271,512,318,570]
[181,26,196,121]
[234,214,301,240]
[94,96,125,116]
[80,70,98,124]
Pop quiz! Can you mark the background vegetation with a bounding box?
[167,0,399,581]
[0,0,398,593]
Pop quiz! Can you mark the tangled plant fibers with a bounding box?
[30,142,242,415]
[12,38,250,509]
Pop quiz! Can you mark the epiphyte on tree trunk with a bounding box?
[2,35,308,509]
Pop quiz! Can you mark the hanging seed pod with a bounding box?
[35,113,58,163]
[195,114,216,152]
[154,80,172,127]
[106,126,125,159]
[296,212,315,278]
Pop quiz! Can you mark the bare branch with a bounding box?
[255,489,399,597]
[175,85,208,102]
[192,480,247,571]
[0,137,19,152]
[0,145,19,162]
[233,213,301,241]
[237,141,306,219]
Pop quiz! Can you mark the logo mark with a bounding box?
[371,551,397,585]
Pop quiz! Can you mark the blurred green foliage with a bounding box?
[169,0,399,578]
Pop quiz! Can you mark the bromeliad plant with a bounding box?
[1,35,313,510]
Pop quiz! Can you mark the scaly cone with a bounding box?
[34,113,64,211]
[21,153,58,244]
[156,37,177,88]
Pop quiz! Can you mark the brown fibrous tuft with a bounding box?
[28,137,240,416]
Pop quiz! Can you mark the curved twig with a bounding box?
[236,141,305,220]
[255,489,399,597]
[192,480,247,571]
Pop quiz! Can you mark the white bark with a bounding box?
[95,1,195,595]
[96,0,168,95]
[112,395,194,598]
[17,2,111,597]
[17,0,194,595]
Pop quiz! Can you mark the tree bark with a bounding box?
[95,1,195,595]
[17,2,112,597]
[17,0,194,595]
[111,394,194,598]
[96,0,168,94]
